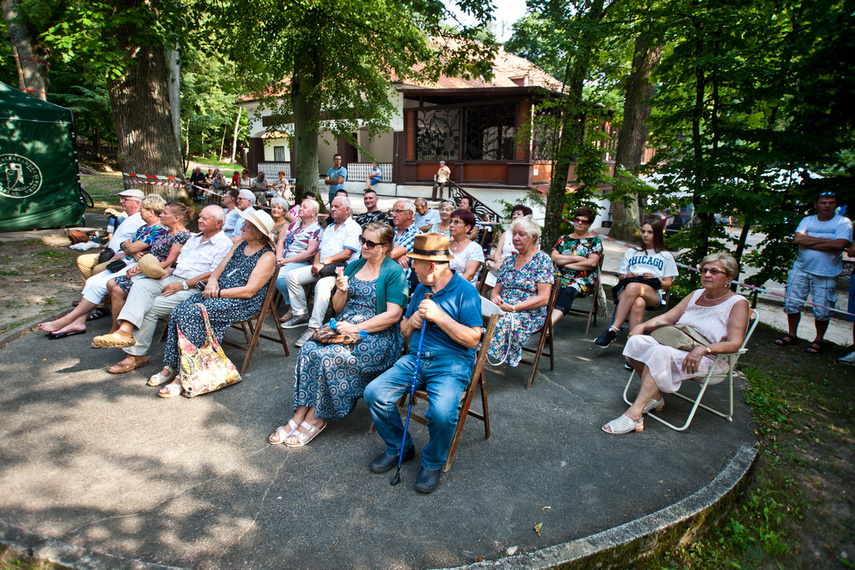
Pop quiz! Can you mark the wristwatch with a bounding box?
[704,346,712,355]
[182,281,189,291]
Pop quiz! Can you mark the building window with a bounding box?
[416,103,517,161]
[416,108,460,161]
[273,146,286,162]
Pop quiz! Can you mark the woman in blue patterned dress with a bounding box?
[105,203,192,336]
[153,210,277,396]
[488,216,554,367]
[550,206,603,326]
[268,222,407,447]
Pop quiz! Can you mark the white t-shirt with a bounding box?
[793,214,853,276]
[107,212,145,251]
[450,240,485,284]
[618,248,679,279]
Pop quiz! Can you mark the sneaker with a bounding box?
[295,327,317,348]
[281,314,309,329]
[837,351,855,365]
[624,360,633,371]
[595,328,618,348]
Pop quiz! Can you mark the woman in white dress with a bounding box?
[594,218,678,350]
[603,252,749,434]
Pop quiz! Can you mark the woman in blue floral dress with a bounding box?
[269,222,408,447]
[488,217,554,367]
[550,206,603,325]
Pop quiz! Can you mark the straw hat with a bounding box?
[406,232,455,262]
[137,253,166,279]
[239,209,275,245]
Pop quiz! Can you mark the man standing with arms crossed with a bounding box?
[776,191,852,354]
[324,154,347,207]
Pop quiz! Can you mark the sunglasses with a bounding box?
[699,267,727,276]
[818,191,836,197]
[359,236,389,249]
[574,217,591,225]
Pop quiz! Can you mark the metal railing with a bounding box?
[345,162,393,183]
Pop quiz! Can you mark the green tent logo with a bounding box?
[0,154,43,199]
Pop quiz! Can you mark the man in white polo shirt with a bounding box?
[283,196,361,347]
[90,206,233,371]
[77,189,146,281]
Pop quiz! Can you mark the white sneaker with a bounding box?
[295,327,317,348]
[837,351,855,365]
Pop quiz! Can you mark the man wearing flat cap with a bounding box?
[364,233,482,494]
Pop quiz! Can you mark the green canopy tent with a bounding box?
[0,81,84,232]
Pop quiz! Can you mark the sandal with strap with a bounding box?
[268,420,300,445]
[642,398,665,414]
[147,366,178,386]
[285,420,326,447]
[107,355,150,374]
[158,383,183,398]
[774,334,799,346]
[602,414,644,435]
[91,331,136,349]
[804,341,823,354]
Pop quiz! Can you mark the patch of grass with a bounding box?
[0,546,55,569]
[0,269,20,276]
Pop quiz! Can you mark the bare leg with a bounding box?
[285,407,326,445]
[603,362,662,433]
[787,312,800,337]
[39,299,98,333]
[551,309,564,326]
[813,319,829,344]
[610,283,659,332]
[269,406,314,443]
[108,283,128,333]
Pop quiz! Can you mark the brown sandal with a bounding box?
[92,331,136,349]
[107,354,150,374]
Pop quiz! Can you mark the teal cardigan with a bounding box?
[343,256,408,315]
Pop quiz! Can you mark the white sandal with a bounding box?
[147,366,178,387]
[284,421,326,447]
[157,383,182,398]
[602,414,644,434]
[268,420,300,445]
[642,398,664,414]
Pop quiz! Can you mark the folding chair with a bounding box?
[518,275,560,389]
[622,309,760,431]
[220,273,291,373]
[397,309,499,472]
[561,253,605,335]
[475,263,490,295]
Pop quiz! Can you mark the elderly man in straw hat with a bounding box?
[89,205,234,372]
[364,233,483,494]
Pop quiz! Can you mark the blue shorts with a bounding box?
[369,178,380,186]
[784,267,838,321]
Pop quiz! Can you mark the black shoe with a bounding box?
[624,360,633,371]
[414,466,441,493]
[595,328,618,348]
[369,447,415,473]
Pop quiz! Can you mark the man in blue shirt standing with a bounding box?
[364,233,483,493]
[324,154,347,207]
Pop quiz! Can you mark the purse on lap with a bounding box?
[649,322,711,352]
[311,319,367,345]
[178,304,242,397]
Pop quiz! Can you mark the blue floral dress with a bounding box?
[113,230,191,293]
[163,243,272,369]
[292,276,404,420]
[487,251,554,367]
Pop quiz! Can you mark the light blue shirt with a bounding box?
[327,166,347,192]
[793,214,852,276]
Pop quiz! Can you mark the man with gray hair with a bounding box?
[284,196,362,347]
[390,199,421,280]
[413,198,440,232]
[227,189,257,241]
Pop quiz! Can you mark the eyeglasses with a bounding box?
[392,209,410,214]
[359,236,389,249]
[700,267,727,276]
[574,217,591,225]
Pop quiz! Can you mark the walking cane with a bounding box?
[391,293,433,486]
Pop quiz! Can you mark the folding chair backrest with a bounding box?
[518,274,560,389]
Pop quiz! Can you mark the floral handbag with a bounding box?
[178,304,242,398]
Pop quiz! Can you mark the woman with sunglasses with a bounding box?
[269,222,407,447]
[594,218,678,354]
[550,207,603,325]
[603,252,749,434]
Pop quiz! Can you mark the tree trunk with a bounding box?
[230,107,242,164]
[291,45,323,203]
[220,124,227,161]
[610,33,663,242]
[2,0,49,99]
[166,45,181,155]
[107,0,183,200]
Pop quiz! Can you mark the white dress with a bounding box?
[622,291,748,393]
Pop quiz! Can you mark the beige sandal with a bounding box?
[157,383,182,398]
[107,355,149,374]
[268,420,300,445]
[148,366,178,386]
[91,331,135,349]
[284,421,326,447]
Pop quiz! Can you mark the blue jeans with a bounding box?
[364,351,473,470]
[275,261,309,305]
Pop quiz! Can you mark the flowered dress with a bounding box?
[553,234,603,296]
[487,251,554,367]
[113,230,191,294]
[427,223,451,237]
[292,276,404,419]
[163,243,273,368]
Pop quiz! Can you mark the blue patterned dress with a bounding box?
[487,251,555,367]
[292,276,404,419]
[163,243,273,368]
[113,230,191,293]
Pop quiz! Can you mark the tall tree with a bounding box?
[217,0,498,200]
[2,0,52,98]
